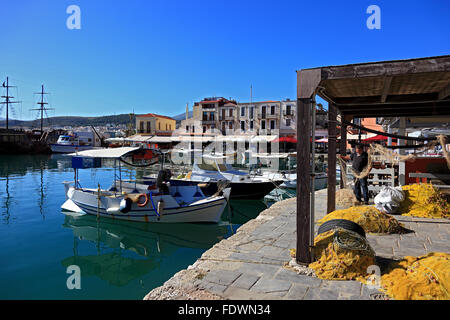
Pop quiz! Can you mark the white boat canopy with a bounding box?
[202,153,235,160]
[69,147,141,158]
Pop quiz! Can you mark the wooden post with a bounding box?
[296,97,311,264]
[327,103,337,213]
[339,116,347,189]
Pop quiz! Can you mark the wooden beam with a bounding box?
[380,76,393,103]
[341,106,450,117]
[439,83,450,100]
[327,103,337,214]
[297,69,322,99]
[321,55,450,80]
[296,97,312,264]
[339,114,349,188]
[334,93,442,106]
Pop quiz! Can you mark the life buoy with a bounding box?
[137,193,149,207]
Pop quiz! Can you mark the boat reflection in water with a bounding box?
[61,214,233,287]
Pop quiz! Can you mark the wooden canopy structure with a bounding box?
[295,55,450,264]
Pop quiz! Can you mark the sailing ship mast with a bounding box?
[1,77,20,130]
[30,85,53,136]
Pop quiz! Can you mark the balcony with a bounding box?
[201,104,216,110]
[283,111,294,117]
[219,115,236,121]
[201,119,216,125]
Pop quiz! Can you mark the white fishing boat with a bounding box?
[61,147,230,223]
[249,152,328,190]
[50,134,97,153]
[158,154,283,199]
[258,170,328,189]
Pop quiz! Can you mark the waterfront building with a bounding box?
[181,97,299,138]
[135,113,175,136]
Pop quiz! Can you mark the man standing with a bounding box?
[340,144,369,204]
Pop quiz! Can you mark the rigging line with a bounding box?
[44,109,52,127]
[339,119,448,142]
[348,142,429,149]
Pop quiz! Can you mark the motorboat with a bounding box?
[249,152,328,190]
[146,154,283,200]
[60,147,230,223]
[50,134,97,153]
[257,170,328,189]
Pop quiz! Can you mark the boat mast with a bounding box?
[1,77,20,130]
[30,85,53,136]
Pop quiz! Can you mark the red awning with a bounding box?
[363,134,388,142]
[273,136,297,143]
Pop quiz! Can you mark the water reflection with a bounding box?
[61,215,233,286]
[226,199,268,225]
[0,155,55,222]
[0,154,269,298]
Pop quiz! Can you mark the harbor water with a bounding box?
[0,155,267,299]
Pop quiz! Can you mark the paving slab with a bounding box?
[251,277,292,294]
[230,273,260,290]
[144,190,450,301]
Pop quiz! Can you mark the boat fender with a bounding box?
[157,199,165,220]
[67,187,75,200]
[106,207,121,214]
[137,193,149,207]
[119,198,132,213]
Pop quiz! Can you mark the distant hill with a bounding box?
[0,114,136,128]
[172,111,192,121]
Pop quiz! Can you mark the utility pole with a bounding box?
[1,77,20,130]
[30,85,53,136]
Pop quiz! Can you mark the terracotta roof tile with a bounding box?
[137,113,174,120]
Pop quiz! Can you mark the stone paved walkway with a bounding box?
[144,189,450,300]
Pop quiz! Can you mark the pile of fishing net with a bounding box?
[336,188,358,207]
[309,228,376,281]
[398,183,450,219]
[318,205,406,234]
[380,252,450,300]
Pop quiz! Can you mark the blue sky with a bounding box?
[0,0,449,119]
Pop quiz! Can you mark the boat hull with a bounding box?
[62,188,227,223]
[167,179,282,200]
[50,144,95,154]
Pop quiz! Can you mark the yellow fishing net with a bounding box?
[309,229,376,281]
[318,205,405,234]
[399,183,450,219]
[380,252,450,300]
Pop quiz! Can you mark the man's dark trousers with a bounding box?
[354,177,369,203]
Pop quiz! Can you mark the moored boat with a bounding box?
[61,147,230,223]
[148,154,283,199]
[50,134,97,153]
